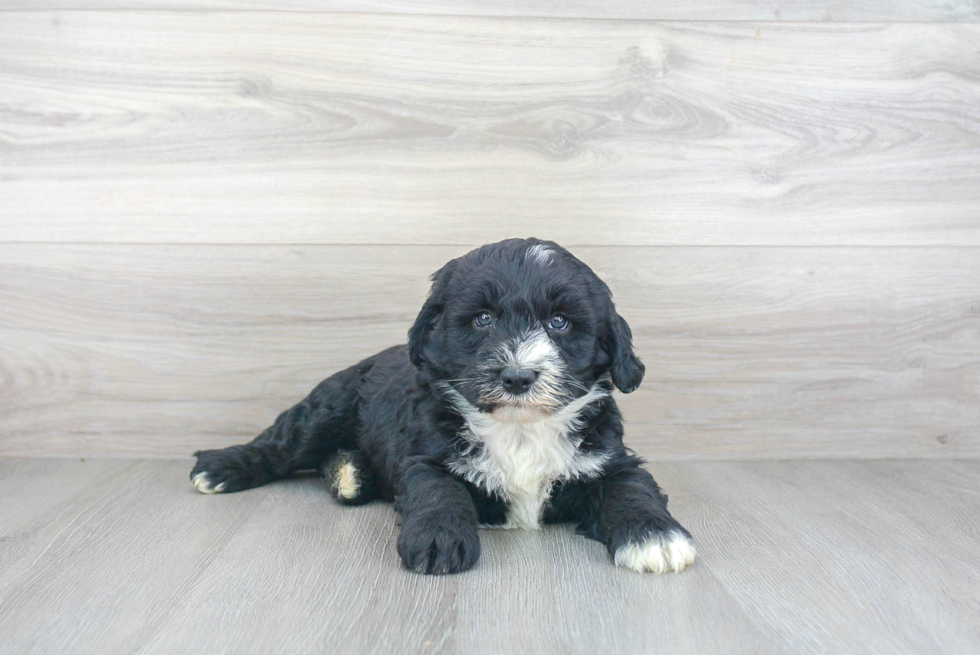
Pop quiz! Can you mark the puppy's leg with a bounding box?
[395,459,481,575]
[550,458,695,573]
[599,459,695,573]
[190,362,364,494]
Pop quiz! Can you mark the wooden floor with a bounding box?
[1,457,978,654]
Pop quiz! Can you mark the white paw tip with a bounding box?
[614,531,696,574]
[192,472,226,494]
[334,462,360,499]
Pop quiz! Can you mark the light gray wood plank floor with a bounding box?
[1,458,977,654]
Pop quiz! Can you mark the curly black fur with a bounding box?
[191,238,694,575]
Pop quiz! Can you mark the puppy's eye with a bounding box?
[548,315,569,331]
[474,312,494,328]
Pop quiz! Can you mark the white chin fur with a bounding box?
[440,380,611,529]
[614,531,696,573]
[490,405,551,424]
[192,472,226,494]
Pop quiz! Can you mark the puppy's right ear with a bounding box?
[408,260,456,367]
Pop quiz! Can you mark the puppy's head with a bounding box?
[408,238,644,422]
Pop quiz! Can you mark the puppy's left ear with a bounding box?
[408,260,456,367]
[607,312,645,393]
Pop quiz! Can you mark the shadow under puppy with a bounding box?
[191,238,695,575]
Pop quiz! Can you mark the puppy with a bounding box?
[191,238,695,575]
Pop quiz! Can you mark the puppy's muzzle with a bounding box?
[500,366,537,395]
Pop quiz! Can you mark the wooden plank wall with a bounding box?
[1,3,978,459]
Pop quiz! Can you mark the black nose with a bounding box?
[500,367,537,395]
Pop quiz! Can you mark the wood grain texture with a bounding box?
[2,14,979,246]
[1,244,977,459]
[0,458,978,654]
[1,0,978,21]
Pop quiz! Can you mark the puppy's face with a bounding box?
[409,239,644,422]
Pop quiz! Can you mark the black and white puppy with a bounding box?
[191,238,695,575]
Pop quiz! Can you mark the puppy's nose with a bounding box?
[500,367,537,395]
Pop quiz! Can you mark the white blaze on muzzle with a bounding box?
[483,327,565,411]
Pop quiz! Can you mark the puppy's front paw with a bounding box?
[397,519,481,575]
[614,530,696,573]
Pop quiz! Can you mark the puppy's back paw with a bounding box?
[191,471,227,494]
[320,450,379,506]
[189,446,271,494]
[614,530,696,573]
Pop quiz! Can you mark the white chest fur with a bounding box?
[441,384,610,529]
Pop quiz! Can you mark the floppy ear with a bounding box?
[608,312,645,393]
[408,260,456,367]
